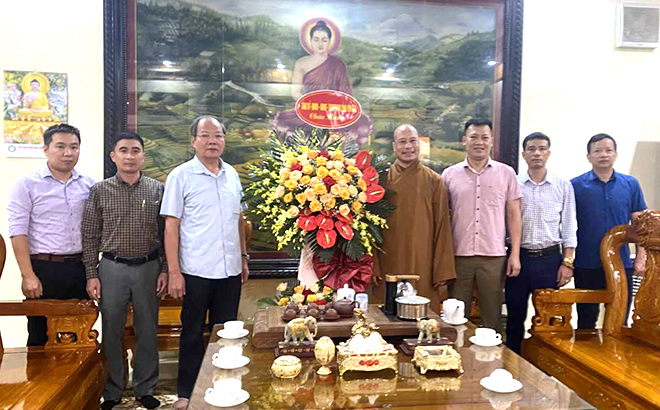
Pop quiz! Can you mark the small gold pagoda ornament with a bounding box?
[412,345,464,375]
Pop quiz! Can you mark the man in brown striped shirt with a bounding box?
[82,132,167,410]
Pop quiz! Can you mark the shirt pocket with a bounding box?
[141,198,161,231]
[484,186,505,208]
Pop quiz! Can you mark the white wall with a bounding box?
[0,0,104,347]
[520,0,660,210]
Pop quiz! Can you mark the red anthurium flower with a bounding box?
[334,221,354,240]
[323,176,336,188]
[315,214,334,230]
[290,163,303,171]
[319,151,331,159]
[335,212,354,224]
[355,151,372,170]
[365,184,386,203]
[316,229,337,249]
[362,166,379,186]
[298,215,318,231]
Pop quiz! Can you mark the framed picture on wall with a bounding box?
[104,0,524,278]
[616,3,660,48]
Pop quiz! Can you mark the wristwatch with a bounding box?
[241,253,250,261]
[562,257,575,270]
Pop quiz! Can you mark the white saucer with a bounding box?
[218,328,249,339]
[441,316,468,325]
[469,335,502,347]
[212,355,250,370]
[480,376,523,393]
[204,388,250,407]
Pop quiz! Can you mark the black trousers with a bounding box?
[177,273,242,398]
[574,266,634,329]
[505,251,561,354]
[27,259,88,346]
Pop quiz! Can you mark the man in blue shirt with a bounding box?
[571,133,646,329]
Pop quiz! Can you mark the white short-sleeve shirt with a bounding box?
[160,156,243,279]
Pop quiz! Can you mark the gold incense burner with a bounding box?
[412,345,463,375]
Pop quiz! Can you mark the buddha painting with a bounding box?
[273,18,372,146]
[17,73,59,122]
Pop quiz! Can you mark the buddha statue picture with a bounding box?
[273,18,373,146]
[17,73,59,122]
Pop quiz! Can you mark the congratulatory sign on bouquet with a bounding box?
[245,118,395,296]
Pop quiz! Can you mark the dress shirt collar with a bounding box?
[114,172,144,187]
[191,155,225,177]
[461,157,492,174]
[39,163,81,181]
[521,170,556,185]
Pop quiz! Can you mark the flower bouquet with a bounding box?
[246,129,395,300]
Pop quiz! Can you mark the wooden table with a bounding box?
[188,320,594,409]
[252,305,453,349]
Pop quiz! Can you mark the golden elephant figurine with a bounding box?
[417,318,441,343]
[284,316,318,344]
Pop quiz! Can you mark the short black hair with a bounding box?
[522,132,551,150]
[43,124,81,146]
[587,133,617,154]
[113,131,144,150]
[30,79,40,84]
[464,118,492,133]
[190,115,226,137]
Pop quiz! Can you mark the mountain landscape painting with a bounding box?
[134,0,499,251]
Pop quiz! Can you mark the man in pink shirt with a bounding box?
[442,119,522,333]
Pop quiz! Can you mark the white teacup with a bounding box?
[475,327,501,344]
[224,320,244,334]
[206,378,241,402]
[489,368,513,387]
[213,346,243,364]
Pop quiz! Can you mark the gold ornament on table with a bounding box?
[336,308,398,376]
[412,345,463,375]
[314,336,336,375]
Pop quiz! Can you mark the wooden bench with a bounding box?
[523,210,660,410]
[0,234,105,410]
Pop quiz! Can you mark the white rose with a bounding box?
[348,186,358,197]
[276,282,287,292]
[310,283,320,293]
[287,206,300,218]
[358,192,367,203]
[275,186,286,198]
[333,161,344,170]
[290,170,303,181]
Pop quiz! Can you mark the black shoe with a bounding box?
[138,395,161,409]
[100,400,120,410]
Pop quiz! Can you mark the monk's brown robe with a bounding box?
[370,160,456,314]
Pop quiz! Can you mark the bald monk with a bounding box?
[370,124,456,313]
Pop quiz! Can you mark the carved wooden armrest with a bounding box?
[530,289,614,334]
[0,299,99,351]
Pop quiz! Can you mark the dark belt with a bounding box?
[521,244,561,258]
[30,253,83,263]
[102,250,159,266]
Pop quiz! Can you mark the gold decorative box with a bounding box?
[412,345,463,375]
[336,308,398,376]
[338,375,397,395]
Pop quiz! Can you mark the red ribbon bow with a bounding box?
[313,252,373,293]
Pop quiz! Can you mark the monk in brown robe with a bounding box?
[370,124,456,313]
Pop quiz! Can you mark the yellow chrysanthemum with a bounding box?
[339,188,351,200]
[329,169,341,180]
[296,193,307,204]
[352,201,363,212]
[302,164,314,175]
[277,297,290,306]
[347,165,359,175]
[306,294,318,303]
[283,193,293,203]
[300,175,311,185]
[315,157,328,166]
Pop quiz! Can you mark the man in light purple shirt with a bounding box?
[442,119,522,333]
[7,123,95,346]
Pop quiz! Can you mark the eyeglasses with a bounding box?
[196,134,225,141]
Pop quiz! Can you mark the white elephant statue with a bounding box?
[284,316,318,344]
[417,318,441,343]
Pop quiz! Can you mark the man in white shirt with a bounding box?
[506,132,577,354]
[161,116,249,410]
